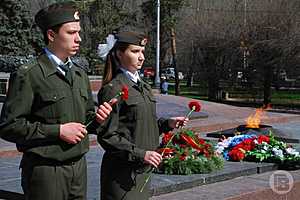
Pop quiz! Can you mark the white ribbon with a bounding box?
[97,34,117,61]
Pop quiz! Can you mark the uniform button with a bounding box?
[53,96,57,100]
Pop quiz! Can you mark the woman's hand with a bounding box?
[144,151,162,168]
[168,117,189,129]
[95,100,116,124]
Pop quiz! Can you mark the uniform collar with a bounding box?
[38,53,83,78]
[119,67,140,83]
[115,70,152,92]
[44,48,72,75]
[38,53,57,77]
[44,47,72,66]
[115,70,136,88]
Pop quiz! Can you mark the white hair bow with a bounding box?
[97,34,117,61]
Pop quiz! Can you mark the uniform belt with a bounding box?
[22,152,83,167]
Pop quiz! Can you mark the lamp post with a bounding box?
[154,0,161,88]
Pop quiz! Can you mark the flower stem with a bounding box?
[140,108,195,192]
[139,132,178,192]
[186,106,195,119]
[85,93,122,127]
[139,170,153,192]
[85,119,94,127]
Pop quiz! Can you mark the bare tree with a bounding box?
[176,0,300,102]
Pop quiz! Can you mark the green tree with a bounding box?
[0,0,43,55]
[75,0,133,74]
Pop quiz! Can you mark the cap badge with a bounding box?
[74,11,80,20]
[140,38,148,46]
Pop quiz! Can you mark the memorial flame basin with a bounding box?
[207,124,299,143]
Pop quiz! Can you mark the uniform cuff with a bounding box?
[130,147,146,163]
[158,118,173,133]
[39,124,60,138]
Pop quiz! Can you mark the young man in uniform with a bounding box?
[0,2,112,200]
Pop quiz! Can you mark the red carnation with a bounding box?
[121,85,129,100]
[179,153,187,161]
[109,85,129,106]
[188,101,201,112]
[184,101,202,121]
[257,135,270,144]
[241,138,256,151]
[162,132,174,145]
[229,149,245,161]
[86,85,129,127]
[156,147,175,158]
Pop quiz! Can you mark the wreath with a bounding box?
[156,129,224,175]
[139,101,222,192]
[215,131,300,169]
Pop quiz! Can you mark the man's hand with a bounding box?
[95,99,116,124]
[60,122,87,144]
[144,151,162,168]
[169,116,189,129]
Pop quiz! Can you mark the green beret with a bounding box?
[35,1,80,32]
[115,31,148,46]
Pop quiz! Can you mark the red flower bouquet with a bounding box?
[157,130,223,175]
[216,132,300,168]
[140,100,209,192]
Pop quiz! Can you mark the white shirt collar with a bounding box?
[44,48,72,75]
[120,67,140,83]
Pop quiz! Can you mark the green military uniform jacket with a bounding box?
[97,71,171,200]
[0,53,97,161]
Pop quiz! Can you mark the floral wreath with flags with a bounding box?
[215,131,300,169]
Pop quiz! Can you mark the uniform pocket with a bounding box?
[122,95,144,121]
[40,92,65,102]
[148,95,157,117]
[35,91,66,120]
[79,89,89,108]
[80,89,88,101]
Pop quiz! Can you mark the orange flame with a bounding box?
[246,104,272,128]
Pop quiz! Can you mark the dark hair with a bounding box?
[42,24,62,45]
[102,42,130,85]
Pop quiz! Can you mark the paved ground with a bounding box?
[0,94,300,199]
[150,169,300,200]
[2,145,300,200]
[0,145,102,200]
